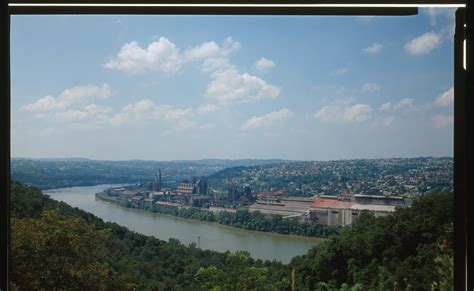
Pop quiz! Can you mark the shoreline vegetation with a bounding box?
[11,181,453,290]
[95,196,325,243]
[10,181,290,290]
[95,191,340,239]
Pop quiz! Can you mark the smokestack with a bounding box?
[159,169,162,190]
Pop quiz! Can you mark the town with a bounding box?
[95,157,451,226]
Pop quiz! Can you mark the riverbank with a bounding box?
[37,182,135,191]
[46,184,322,262]
[95,191,339,239]
[96,196,325,243]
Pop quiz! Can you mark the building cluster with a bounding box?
[309,194,410,225]
[209,157,453,198]
[101,159,445,227]
[105,170,214,208]
[249,193,411,226]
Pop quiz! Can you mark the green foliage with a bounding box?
[431,232,453,290]
[11,209,111,290]
[10,181,453,290]
[290,192,453,290]
[313,282,364,291]
[10,181,287,290]
[195,251,289,291]
[97,191,339,238]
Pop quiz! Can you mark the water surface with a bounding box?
[46,184,323,263]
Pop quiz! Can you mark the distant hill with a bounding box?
[184,158,292,167]
[207,157,453,197]
[10,158,290,190]
[11,157,453,195]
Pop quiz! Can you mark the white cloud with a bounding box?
[426,8,443,26]
[105,36,279,108]
[54,104,112,122]
[184,41,221,61]
[363,43,383,54]
[199,40,279,105]
[434,114,453,128]
[197,104,219,115]
[109,99,193,127]
[255,57,276,72]
[424,8,455,27]
[404,32,442,55]
[379,102,392,111]
[361,82,381,93]
[31,97,194,129]
[313,105,342,123]
[184,37,240,62]
[371,116,395,128]
[186,39,280,106]
[344,104,373,122]
[104,37,182,73]
[206,68,280,105]
[394,98,414,109]
[201,57,234,73]
[314,103,372,123]
[434,87,454,107]
[221,37,241,55]
[23,84,112,112]
[105,36,241,74]
[241,108,293,130]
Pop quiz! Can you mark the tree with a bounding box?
[11,209,112,290]
[431,238,453,290]
[194,251,289,290]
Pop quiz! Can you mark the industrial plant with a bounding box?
[97,169,412,226]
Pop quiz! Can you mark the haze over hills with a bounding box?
[11,157,453,197]
[12,157,291,164]
[10,158,291,189]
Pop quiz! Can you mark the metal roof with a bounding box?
[312,198,354,209]
[350,203,397,212]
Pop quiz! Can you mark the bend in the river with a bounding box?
[45,184,324,263]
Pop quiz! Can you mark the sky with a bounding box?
[11,9,456,161]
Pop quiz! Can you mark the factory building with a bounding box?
[176,179,207,195]
[176,182,194,195]
[131,195,144,208]
[248,193,409,226]
[310,197,356,225]
[309,194,409,226]
[353,194,410,206]
[248,197,313,218]
[175,179,210,206]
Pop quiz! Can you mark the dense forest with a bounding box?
[10,182,288,290]
[96,191,339,238]
[11,182,453,290]
[290,191,453,289]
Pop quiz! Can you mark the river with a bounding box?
[45,184,324,263]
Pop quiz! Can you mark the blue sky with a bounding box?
[11,10,456,161]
